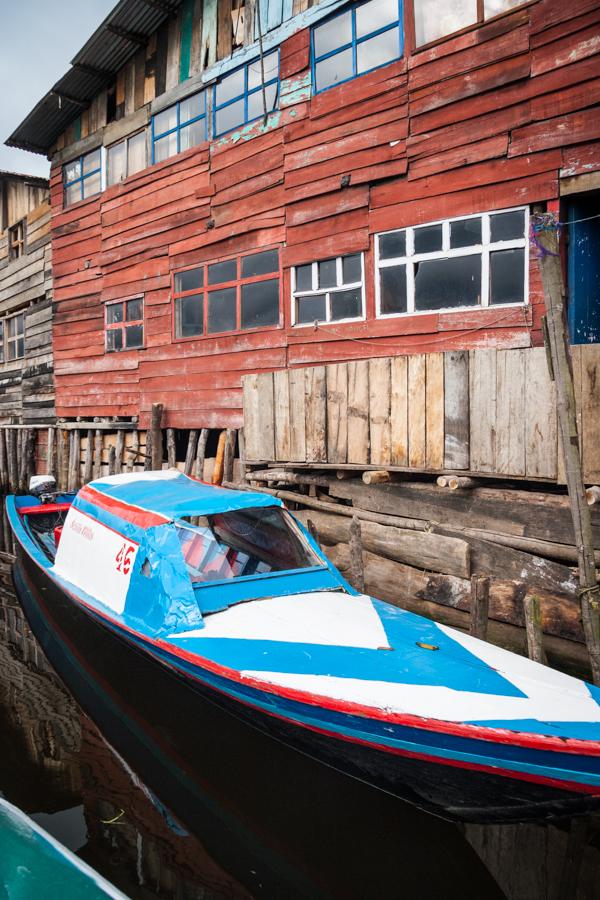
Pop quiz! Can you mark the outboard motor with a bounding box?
[28,475,57,503]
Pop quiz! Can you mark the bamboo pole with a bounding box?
[536,215,600,684]
[151,404,164,471]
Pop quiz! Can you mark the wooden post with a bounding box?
[7,430,19,493]
[108,444,116,476]
[18,429,29,491]
[469,575,490,640]
[349,516,365,593]
[223,429,236,483]
[69,429,81,491]
[238,429,246,482]
[115,430,125,474]
[212,430,227,485]
[127,431,139,473]
[195,428,209,479]
[166,428,176,469]
[522,594,547,665]
[58,428,69,491]
[144,427,153,471]
[47,427,56,481]
[151,404,164,471]
[83,429,94,484]
[93,429,103,480]
[558,817,588,900]
[24,429,37,489]
[0,430,7,492]
[184,430,198,475]
[536,216,600,684]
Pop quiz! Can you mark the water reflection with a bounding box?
[1,557,505,900]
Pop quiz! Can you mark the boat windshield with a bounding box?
[175,506,322,585]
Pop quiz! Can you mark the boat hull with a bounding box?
[12,540,600,825]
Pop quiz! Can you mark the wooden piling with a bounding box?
[223,429,236,483]
[469,575,490,640]
[108,444,116,476]
[195,428,209,479]
[58,428,69,491]
[212,430,227,485]
[150,404,164,471]
[184,430,198,476]
[93,429,102,480]
[115,430,125,474]
[127,431,139,473]
[24,429,37,490]
[523,594,547,665]
[306,517,319,546]
[68,430,80,491]
[83,430,94,484]
[349,516,365,594]
[166,428,176,469]
[7,430,18,494]
[0,430,7,492]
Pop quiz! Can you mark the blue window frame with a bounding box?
[151,91,207,164]
[63,148,102,207]
[213,51,279,138]
[311,0,404,94]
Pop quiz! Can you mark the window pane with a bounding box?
[64,158,81,183]
[126,298,143,321]
[414,256,481,311]
[83,149,101,174]
[180,119,206,152]
[65,183,81,206]
[154,132,178,163]
[414,0,478,47]
[342,254,362,284]
[357,29,400,74]
[356,0,398,37]
[295,264,312,292]
[450,218,482,249]
[106,303,123,325]
[107,141,127,186]
[215,99,245,135]
[380,265,407,314]
[315,48,353,92]
[484,0,524,17]
[414,224,443,254]
[297,294,326,324]
[331,287,362,320]
[241,278,279,329]
[176,295,204,338]
[216,69,245,106]
[379,231,406,259]
[248,52,279,90]
[127,131,146,176]
[125,324,144,348]
[208,287,237,333]
[318,258,337,288]
[82,171,101,199]
[208,259,236,285]
[490,248,525,305]
[490,209,526,242]
[247,83,278,121]
[175,268,203,293]
[314,12,352,57]
[180,92,205,124]
[106,329,123,352]
[17,338,25,358]
[242,250,279,278]
[154,104,177,136]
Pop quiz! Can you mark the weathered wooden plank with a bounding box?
[580,344,600,483]
[525,347,558,479]
[425,352,444,470]
[347,360,369,465]
[390,356,408,466]
[201,0,218,69]
[444,350,469,470]
[495,348,526,476]
[326,363,348,464]
[273,369,291,460]
[288,367,306,462]
[369,358,391,467]
[305,366,327,462]
[470,349,497,473]
[242,373,260,461]
[408,354,426,468]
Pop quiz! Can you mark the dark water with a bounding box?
[0,560,543,900]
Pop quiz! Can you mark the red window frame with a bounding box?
[172,246,283,343]
[105,296,144,353]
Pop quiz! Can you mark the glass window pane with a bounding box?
[65,182,81,206]
[126,298,143,321]
[64,158,81,183]
[379,231,406,259]
[414,256,481,311]
[380,265,407,314]
[342,254,362,284]
[414,224,443,254]
[295,265,313,292]
[106,328,123,351]
[248,52,279,90]
[127,131,146,176]
[414,0,478,47]
[216,99,245,136]
[107,141,127,186]
[356,0,398,37]
[450,218,482,249]
[318,258,337,288]
[180,92,205,124]
[297,294,326,324]
[208,259,237,285]
[484,0,524,18]
[247,83,278,121]
[490,209,526,242]
[175,268,203,293]
[216,69,245,106]
[357,29,400,75]
[82,171,101,199]
[83,149,101,174]
[314,11,352,57]
[208,287,237,333]
[331,287,362,320]
[154,132,178,163]
[242,250,279,278]
[490,248,525,305]
[17,338,25,358]
[241,278,279,329]
[180,119,206,152]
[106,303,124,325]
[315,48,353,92]
[176,295,204,338]
[154,104,177,136]
[125,324,144,348]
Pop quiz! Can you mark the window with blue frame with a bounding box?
[312,0,403,93]
[152,91,207,164]
[63,148,102,207]
[213,52,279,138]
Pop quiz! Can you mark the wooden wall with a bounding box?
[242,345,600,483]
[49,0,600,429]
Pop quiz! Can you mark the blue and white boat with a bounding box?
[7,470,600,823]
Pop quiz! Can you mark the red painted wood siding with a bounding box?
[50,0,600,428]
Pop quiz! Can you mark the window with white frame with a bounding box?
[105,297,144,352]
[375,208,528,317]
[107,131,147,186]
[152,91,207,164]
[292,254,364,325]
[4,312,25,361]
[63,148,102,207]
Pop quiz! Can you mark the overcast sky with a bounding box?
[0,0,117,178]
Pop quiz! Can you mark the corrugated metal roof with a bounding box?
[6,0,182,156]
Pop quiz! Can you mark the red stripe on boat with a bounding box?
[78,484,170,529]
[18,503,72,516]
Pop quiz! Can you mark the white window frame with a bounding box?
[291,253,366,327]
[4,311,25,361]
[375,206,529,319]
[106,131,147,186]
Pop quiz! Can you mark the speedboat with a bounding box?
[7,470,600,824]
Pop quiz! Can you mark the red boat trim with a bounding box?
[18,503,72,516]
[78,484,170,529]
